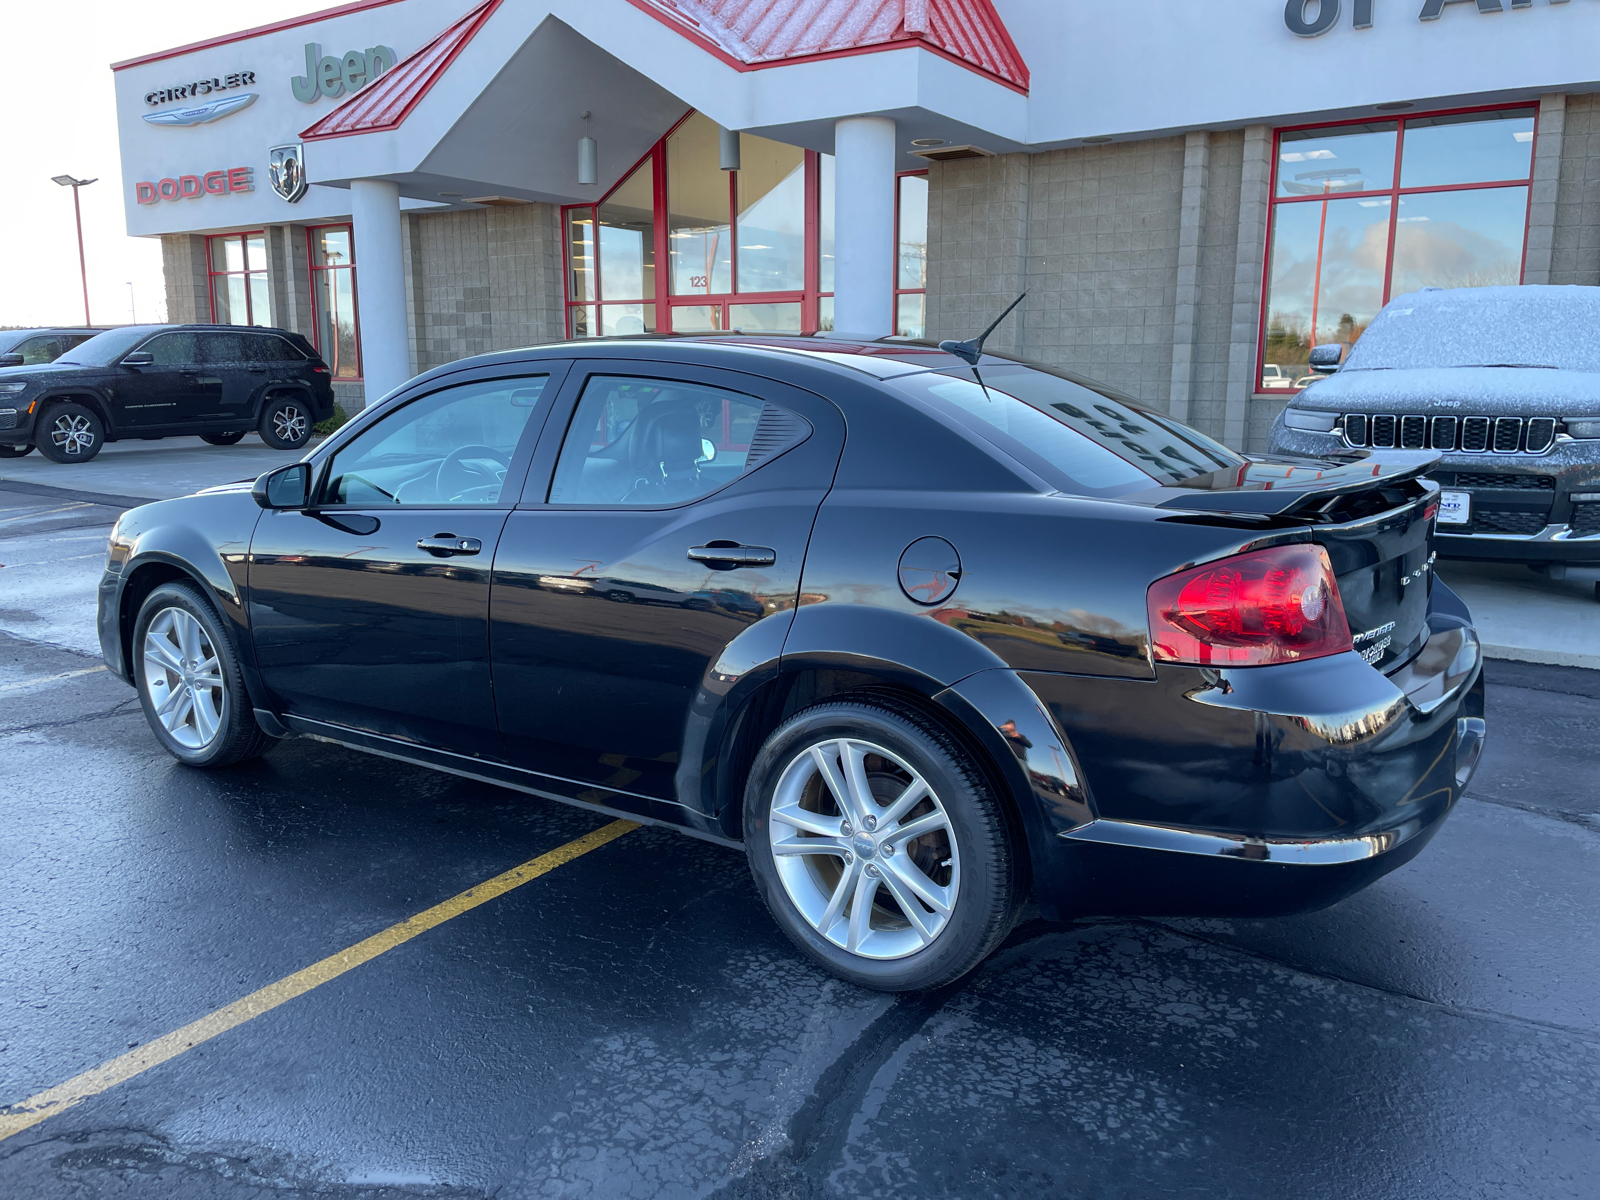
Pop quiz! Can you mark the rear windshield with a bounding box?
[889,364,1242,496]
[1346,288,1600,372]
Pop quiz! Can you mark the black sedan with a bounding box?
[96,337,1486,991]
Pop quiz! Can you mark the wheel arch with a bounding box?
[706,658,1061,894]
[35,390,115,436]
[116,542,258,704]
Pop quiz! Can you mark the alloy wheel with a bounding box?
[141,607,227,750]
[768,738,960,960]
[50,414,96,456]
[271,405,308,444]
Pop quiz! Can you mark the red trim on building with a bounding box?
[625,0,1028,93]
[301,0,502,141]
[111,0,408,71]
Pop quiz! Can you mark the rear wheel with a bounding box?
[259,396,312,450]
[0,443,32,458]
[133,582,276,767]
[36,403,104,463]
[201,431,246,446]
[745,699,1023,991]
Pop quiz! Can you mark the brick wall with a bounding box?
[1550,92,1600,287]
[161,235,209,325]
[1190,131,1244,441]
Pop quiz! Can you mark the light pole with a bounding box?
[51,175,97,326]
[125,282,137,324]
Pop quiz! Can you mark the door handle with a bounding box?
[418,534,482,557]
[688,543,776,568]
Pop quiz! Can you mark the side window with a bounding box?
[548,375,808,506]
[143,333,200,366]
[322,376,552,506]
[244,334,306,362]
[15,336,68,364]
[197,332,246,363]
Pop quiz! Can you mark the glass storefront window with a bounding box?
[598,161,654,301]
[668,113,732,297]
[1262,106,1536,391]
[207,231,270,326]
[567,208,595,302]
[729,302,801,332]
[1398,110,1535,189]
[563,111,929,338]
[819,153,836,293]
[736,135,806,293]
[309,225,360,380]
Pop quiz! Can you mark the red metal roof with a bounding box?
[301,0,502,142]
[629,0,1027,91]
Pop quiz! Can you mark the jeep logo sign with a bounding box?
[1287,0,1574,37]
[291,43,396,102]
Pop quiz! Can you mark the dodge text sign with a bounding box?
[135,167,254,205]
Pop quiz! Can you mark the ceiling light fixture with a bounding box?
[1081,136,1114,144]
[1374,101,1414,111]
[910,138,946,148]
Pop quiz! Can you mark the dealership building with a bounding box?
[114,0,1599,449]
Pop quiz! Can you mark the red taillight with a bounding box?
[312,364,330,374]
[1147,544,1353,667]
[1423,501,1439,524]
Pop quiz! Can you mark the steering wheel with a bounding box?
[435,444,511,501]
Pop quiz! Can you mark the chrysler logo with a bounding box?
[142,93,257,127]
[269,144,308,203]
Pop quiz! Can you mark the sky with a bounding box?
[3,0,315,330]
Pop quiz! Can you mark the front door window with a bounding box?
[323,376,552,506]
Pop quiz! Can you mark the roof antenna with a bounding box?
[938,292,1026,366]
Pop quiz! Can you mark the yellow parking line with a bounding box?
[0,817,639,1141]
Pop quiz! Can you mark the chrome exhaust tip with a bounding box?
[1455,717,1486,790]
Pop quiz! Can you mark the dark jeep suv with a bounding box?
[0,324,336,463]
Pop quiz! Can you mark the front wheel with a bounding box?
[258,396,312,450]
[201,431,246,446]
[0,443,33,458]
[36,403,104,463]
[133,582,277,767]
[744,699,1024,992]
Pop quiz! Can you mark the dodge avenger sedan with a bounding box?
[97,336,1486,991]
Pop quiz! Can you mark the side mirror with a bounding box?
[0,353,22,368]
[121,351,154,367]
[1308,344,1345,374]
[253,462,312,510]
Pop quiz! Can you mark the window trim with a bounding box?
[894,169,929,338]
[307,222,363,383]
[205,230,269,325]
[1258,100,1539,397]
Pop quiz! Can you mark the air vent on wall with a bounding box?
[908,144,995,162]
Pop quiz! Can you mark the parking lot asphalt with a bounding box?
[2,627,1598,1196]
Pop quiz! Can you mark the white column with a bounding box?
[349,178,410,406]
[833,116,897,337]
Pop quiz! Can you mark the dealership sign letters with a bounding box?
[1287,0,1577,37]
[291,43,396,101]
[135,167,254,205]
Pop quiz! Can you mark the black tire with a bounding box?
[258,396,313,450]
[0,443,32,458]
[36,402,104,463]
[132,581,277,768]
[201,431,247,446]
[744,698,1023,992]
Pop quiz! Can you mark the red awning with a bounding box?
[630,0,1028,91]
[301,0,502,141]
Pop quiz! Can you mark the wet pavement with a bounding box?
[2,617,1598,1198]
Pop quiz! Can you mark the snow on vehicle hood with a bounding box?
[1289,366,1600,415]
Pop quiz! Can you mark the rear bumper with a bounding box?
[1021,602,1484,919]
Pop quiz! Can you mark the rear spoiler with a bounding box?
[1138,450,1440,517]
